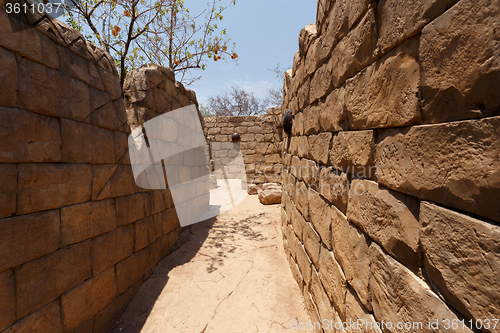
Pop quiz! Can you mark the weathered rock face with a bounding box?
[281,0,500,329]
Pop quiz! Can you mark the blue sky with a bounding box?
[185,1,317,107]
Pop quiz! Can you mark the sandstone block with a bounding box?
[329,130,374,176]
[0,164,17,218]
[310,58,334,105]
[0,47,17,107]
[287,255,304,291]
[331,8,376,89]
[318,86,348,133]
[376,0,459,57]
[115,194,146,226]
[419,0,500,123]
[98,66,121,101]
[299,24,317,57]
[303,105,320,135]
[294,180,309,221]
[297,136,310,159]
[258,184,282,205]
[309,189,332,249]
[318,244,347,320]
[114,130,130,164]
[0,107,61,163]
[309,132,332,165]
[61,267,117,333]
[0,210,59,271]
[370,243,473,333]
[420,202,500,325]
[303,222,321,269]
[375,116,500,222]
[18,163,92,214]
[17,57,91,121]
[290,202,304,241]
[92,164,138,201]
[0,270,15,332]
[92,225,134,276]
[287,225,298,261]
[16,241,92,318]
[311,266,336,333]
[116,248,150,294]
[135,216,156,251]
[318,167,348,214]
[345,288,382,333]
[296,244,312,287]
[315,0,332,35]
[331,206,371,311]
[91,99,128,132]
[298,78,310,110]
[345,38,421,130]
[347,179,420,271]
[61,199,116,246]
[2,302,62,333]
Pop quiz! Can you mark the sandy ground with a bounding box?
[109,195,311,333]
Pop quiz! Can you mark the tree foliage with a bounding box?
[208,86,267,116]
[65,0,238,87]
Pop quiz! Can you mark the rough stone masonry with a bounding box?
[0,7,201,332]
[281,0,500,332]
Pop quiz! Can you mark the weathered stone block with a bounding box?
[370,243,473,333]
[2,301,62,333]
[114,130,130,164]
[17,57,91,122]
[329,130,374,176]
[0,164,17,218]
[57,44,104,91]
[135,216,156,251]
[116,248,150,294]
[420,0,500,123]
[376,0,459,57]
[310,58,334,104]
[345,38,421,130]
[0,47,17,107]
[92,164,138,201]
[16,241,92,318]
[318,244,347,320]
[298,78,310,110]
[296,244,312,287]
[311,266,336,332]
[309,189,332,249]
[61,267,117,333]
[290,202,304,241]
[347,179,420,271]
[0,107,61,163]
[420,202,500,324]
[309,132,332,165]
[297,136,310,159]
[331,206,371,311]
[345,288,382,333]
[318,167,348,214]
[18,163,92,214]
[318,86,348,133]
[0,270,15,332]
[294,180,309,221]
[330,7,376,89]
[61,199,116,246]
[303,222,321,269]
[0,209,60,271]
[92,225,134,276]
[375,116,500,223]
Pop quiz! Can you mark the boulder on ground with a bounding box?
[258,183,282,205]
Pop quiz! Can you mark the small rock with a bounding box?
[258,184,282,205]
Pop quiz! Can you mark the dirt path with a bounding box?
[110,195,310,333]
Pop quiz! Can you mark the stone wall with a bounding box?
[281,0,500,331]
[204,107,283,187]
[0,9,194,333]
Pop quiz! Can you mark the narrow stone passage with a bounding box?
[110,196,310,333]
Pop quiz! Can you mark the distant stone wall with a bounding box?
[0,9,194,333]
[204,107,283,187]
[281,0,500,330]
